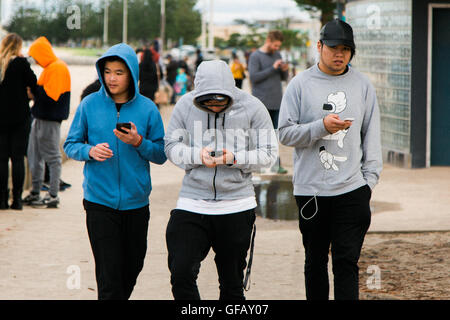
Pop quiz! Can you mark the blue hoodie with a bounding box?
[64,43,167,210]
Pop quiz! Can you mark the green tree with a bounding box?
[6,0,103,43]
[227,33,243,48]
[165,0,201,46]
[6,0,201,47]
[6,2,47,40]
[228,19,265,49]
[280,29,308,50]
[293,0,336,26]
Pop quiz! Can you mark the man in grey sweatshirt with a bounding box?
[278,19,382,300]
[248,30,289,174]
[164,60,278,300]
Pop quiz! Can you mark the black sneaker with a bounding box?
[31,192,59,208]
[59,179,72,191]
[23,192,41,206]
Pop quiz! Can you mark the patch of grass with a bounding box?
[57,47,104,57]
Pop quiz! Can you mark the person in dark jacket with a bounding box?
[80,79,101,101]
[248,30,289,174]
[165,54,178,104]
[23,36,71,209]
[0,33,37,210]
[139,48,159,102]
[195,48,203,73]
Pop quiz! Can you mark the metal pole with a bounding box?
[208,0,214,50]
[0,0,3,27]
[103,0,109,46]
[123,0,128,43]
[337,0,345,20]
[201,0,206,49]
[160,0,165,52]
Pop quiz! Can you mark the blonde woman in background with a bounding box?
[0,33,37,210]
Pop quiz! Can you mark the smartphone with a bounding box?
[323,103,333,111]
[344,117,355,122]
[209,150,224,157]
[116,122,131,134]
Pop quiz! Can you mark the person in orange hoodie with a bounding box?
[23,37,71,208]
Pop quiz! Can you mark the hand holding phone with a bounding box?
[209,150,224,157]
[212,149,235,165]
[280,61,289,71]
[201,147,216,168]
[116,122,131,134]
[114,121,142,147]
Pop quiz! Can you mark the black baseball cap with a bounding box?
[320,19,355,50]
[195,94,229,104]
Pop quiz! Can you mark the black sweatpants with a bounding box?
[295,185,372,300]
[166,209,255,300]
[84,200,150,300]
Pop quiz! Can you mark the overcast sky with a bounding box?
[195,0,311,25]
[1,0,311,25]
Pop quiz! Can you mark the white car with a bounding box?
[170,45,196,60]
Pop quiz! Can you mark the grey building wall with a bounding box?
[346,0,413,167]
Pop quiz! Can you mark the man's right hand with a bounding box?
[201,147,216,168]
[89,143,114,162]
[323,114,352,134]
[273,59,283,69]
[26,87,34,100]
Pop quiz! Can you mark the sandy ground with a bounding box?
[0,156,307,300]
[359,231,450,300]
[0,64,449,300]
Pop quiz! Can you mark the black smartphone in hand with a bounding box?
[209,150,224,157]
[116,122,131,134]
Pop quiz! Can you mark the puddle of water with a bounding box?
[252,177,399,220]
[370,201,402,214]
[253,177,298,221]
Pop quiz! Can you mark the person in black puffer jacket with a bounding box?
[0,33,37,210]
[139,48,159,103]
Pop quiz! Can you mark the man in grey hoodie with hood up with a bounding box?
[278,20,382,300]
[164,60,278,300]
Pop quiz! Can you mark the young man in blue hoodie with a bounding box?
[278,20,382,300]
[64,43,167,300]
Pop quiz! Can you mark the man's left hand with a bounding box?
[213,149,235,165]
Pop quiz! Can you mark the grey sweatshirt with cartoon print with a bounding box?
[278,64,382,196]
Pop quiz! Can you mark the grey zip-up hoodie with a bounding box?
[278,64,382,196]
[165,60,278,200]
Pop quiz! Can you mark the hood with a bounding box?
[28,36,57,68]
[95,43,139,101]
[192,60,237,114]
[28,36,70,101]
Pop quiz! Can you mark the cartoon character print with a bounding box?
[319,146,347,171]
[322,128,348,149]
[319,91,350,171]
[322,91,347,113]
